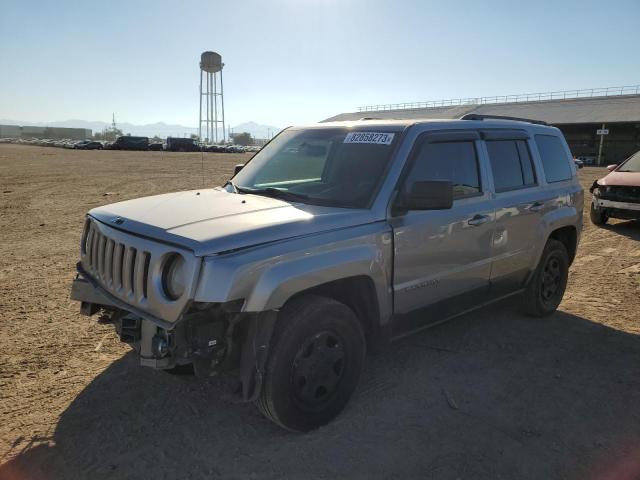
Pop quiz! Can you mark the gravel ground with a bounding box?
[0,144,639,480]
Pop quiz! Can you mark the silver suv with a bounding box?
[71,115,583,431]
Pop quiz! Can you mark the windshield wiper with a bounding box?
[224,180,239,193]
[236,186,310,202]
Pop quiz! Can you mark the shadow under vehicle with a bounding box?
[1,307,639,479]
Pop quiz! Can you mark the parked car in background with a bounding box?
[71,115,582,432]
[166,137,200,152]
[73,140,90,149]
[576,155,597,165]
[573,158,584,169]
[74,141,103,150]
[108,136,149,151]
[205,144,225,153]
[148,143,164,151]
[590,150,640,225]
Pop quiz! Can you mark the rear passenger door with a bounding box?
[482,130,547,295]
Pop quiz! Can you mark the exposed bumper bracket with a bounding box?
[72,263,177,330]
[594,198,640,212]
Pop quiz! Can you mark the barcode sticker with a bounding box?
[343,132,395,145]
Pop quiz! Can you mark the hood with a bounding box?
[89,188,377,256]
[598,170,640,187]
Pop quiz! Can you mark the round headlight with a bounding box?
[162,253,186,300]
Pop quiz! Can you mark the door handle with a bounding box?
[468,214,490,226]
[528,201,545,212]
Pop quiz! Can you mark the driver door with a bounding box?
[390,131,495,335]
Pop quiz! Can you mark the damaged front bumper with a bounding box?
[70,272,228,371]
[590,181,640,221]
[593,197,640,211]
[70,272,277,401]
[592,196,640,221]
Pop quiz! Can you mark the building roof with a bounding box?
[323,94,640,125]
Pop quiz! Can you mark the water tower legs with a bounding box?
[198,52,226,144]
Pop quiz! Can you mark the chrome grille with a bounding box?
[82,220,150,301]
[79,216,200,324]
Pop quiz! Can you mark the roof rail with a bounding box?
[460,114,548,125]
[359,117,383,120]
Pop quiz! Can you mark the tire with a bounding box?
[590,202,608,225]
[255,295,365,432]
[522,239,569,317]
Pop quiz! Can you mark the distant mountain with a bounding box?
[0,119,281,139]
[0,119,198,138]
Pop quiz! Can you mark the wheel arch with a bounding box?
[241,244,392,332]
[286,275,381,342]
[534,206,581,267]
[548,225,578,265]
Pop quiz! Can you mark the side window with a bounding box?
[486,140,537,192]
[517,141,536,185]
[405,141,481,199]
[535,134,572,183]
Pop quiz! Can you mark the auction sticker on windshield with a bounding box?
[344,132,395,145]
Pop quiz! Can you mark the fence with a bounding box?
[357,85,640,113]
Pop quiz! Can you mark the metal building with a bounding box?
[324,85,640,165]
[198,51,226,144]
[0,125,21,137]
[0,124,91,140]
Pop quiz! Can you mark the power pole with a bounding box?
[597,123,606,166]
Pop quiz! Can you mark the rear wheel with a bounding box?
[590,202,608,225]
[255,295,365,432]
[522,239,569,317]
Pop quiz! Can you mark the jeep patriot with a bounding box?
[71,115,583,431]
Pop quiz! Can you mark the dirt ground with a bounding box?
[0,144,638,480]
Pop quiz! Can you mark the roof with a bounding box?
[323,94,640,125]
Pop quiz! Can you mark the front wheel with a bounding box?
[522,239,569,317]
[590,202,608,225]
[255,295,365,432]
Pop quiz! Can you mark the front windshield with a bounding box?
[230,128,399,208]
[618,151,640,172]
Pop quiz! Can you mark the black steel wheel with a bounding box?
[540,256,562,304]
[291,331,347,412]
[255,295,365,432]
[522,239,569,317]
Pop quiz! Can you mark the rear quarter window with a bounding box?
[535,134,572,183]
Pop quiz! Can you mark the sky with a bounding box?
[1,0,640,128]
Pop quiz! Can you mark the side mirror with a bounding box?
[234,164,245,175]
[401,180,453,211]
[606,164,617,172]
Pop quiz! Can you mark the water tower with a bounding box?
[199,51,225,143]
